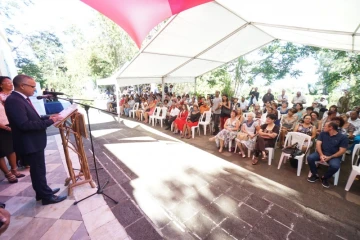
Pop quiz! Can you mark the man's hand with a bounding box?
[50,114,64,122]
[0,208,10,235]
[320,154,326,162]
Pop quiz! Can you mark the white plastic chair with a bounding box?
[345,144,360,191]
[198,111,212,135]
[278,132,312,176]
[191,113,204,139]
[149,107,161,125]
[153,107,168,127]
[234,138,252,157]
[308,154,344,186]
[265,123,281,165]
[260,112,267,125]
[129,102,139,118]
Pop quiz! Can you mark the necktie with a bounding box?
[26,97,36,110]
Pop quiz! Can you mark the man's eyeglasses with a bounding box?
[23,84,36,89]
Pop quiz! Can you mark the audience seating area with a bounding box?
[115,91,360,192]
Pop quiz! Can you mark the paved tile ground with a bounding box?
[73,109,360,240]
[0,134,130,240]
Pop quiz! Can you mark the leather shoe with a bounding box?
[42,195,67,205]
[36,188,61,201]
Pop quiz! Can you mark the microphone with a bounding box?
[37,95,53,100]
[43,91,65,96]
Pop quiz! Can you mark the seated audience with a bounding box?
[319,110,337,131]
[278,101,289,114]
[322,105,339,119]
[236,113,259,158]
[182,105,201,139]
[252,104,262,119]
[235,108,245,123]
[279,108,298,147]
[143,98,157,124]
[135,98,147,120]
[293,115,317,150]
[165,103,180,130]
[311,101,320,113]
[252,114,279,165]
[199,98,210,114]
[307,122,348,188]
[295,103,305,119]
[239,97,248,112]
[348,111,360,135]
[124,96,135,116]
[310,111,320,130]
[340,114,355,139]
[220,94,231,130]
[209,110,240,152]
[173,104,189,133]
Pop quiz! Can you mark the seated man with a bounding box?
[239,97,249,112]
[199,98,210,114]
[307,122,348,188]
[165,103,180,130]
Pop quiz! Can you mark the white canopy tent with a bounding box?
[113,0,360,89]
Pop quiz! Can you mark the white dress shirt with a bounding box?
[348,118,360,135]
[170,107,180,117]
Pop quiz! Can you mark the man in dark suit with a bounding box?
[5,75,66,205]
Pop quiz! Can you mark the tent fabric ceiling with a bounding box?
[112,0,360,86]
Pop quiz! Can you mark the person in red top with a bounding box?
[173,104,189,133]
[119,95,126,115]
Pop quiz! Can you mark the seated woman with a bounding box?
[319,110,337,131]
[310,111,320,130]
[124,96,136,117]
[173,104,189,133]
[293,115,317,151]
[235,108,245,123]
[294,103,305,120]
[209,110,240,152]
[279,108,298,147]
[278,101,289,114]
[322,105,340,120]
[182,105,201,139]
[340,114,355,139]
[262,101,272,114]
[236,112,259,158]
[135,98,147,120]
[143,98,157,123]
[252,114,279,165]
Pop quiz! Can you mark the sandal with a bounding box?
[5,172,18,183]
[11,169,25,178]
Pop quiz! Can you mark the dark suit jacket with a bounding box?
[5,91,54,155]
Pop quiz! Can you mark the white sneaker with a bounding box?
[346,150,351,155]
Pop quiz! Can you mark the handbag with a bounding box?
[221,105,231,117]
[282,143,303,168]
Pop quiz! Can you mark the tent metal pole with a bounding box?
[115,81,120,122]
[194,78,197,95]
[161,77,165,101]
[352,23,360,52]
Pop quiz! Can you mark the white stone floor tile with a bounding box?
[40,219,82,240]
[36,199,75,219]
[89,219,129,240]
[82,204,115,234]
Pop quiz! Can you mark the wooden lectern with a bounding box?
[54,105,95,195]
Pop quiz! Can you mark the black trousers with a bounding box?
[165,116,177,127]
[22,151,53,199]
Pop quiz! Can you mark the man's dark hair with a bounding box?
[13,74,32,88]
[306,107,314,111]
[332,117,345,128]
[327,121,339,130]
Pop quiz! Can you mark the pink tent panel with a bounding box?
[81,0,213,48]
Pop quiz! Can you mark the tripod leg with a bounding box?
[73,192,97,205]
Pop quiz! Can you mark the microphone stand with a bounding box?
[56,96,118,205]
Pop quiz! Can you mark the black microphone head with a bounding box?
[43,91,64,95]
[36,96,43,100]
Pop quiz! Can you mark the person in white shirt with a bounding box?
[277,89,288,106]
[348,111,360,136]
[291,91,306,107]
[165,103,180,130]
[239,97,249,112]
